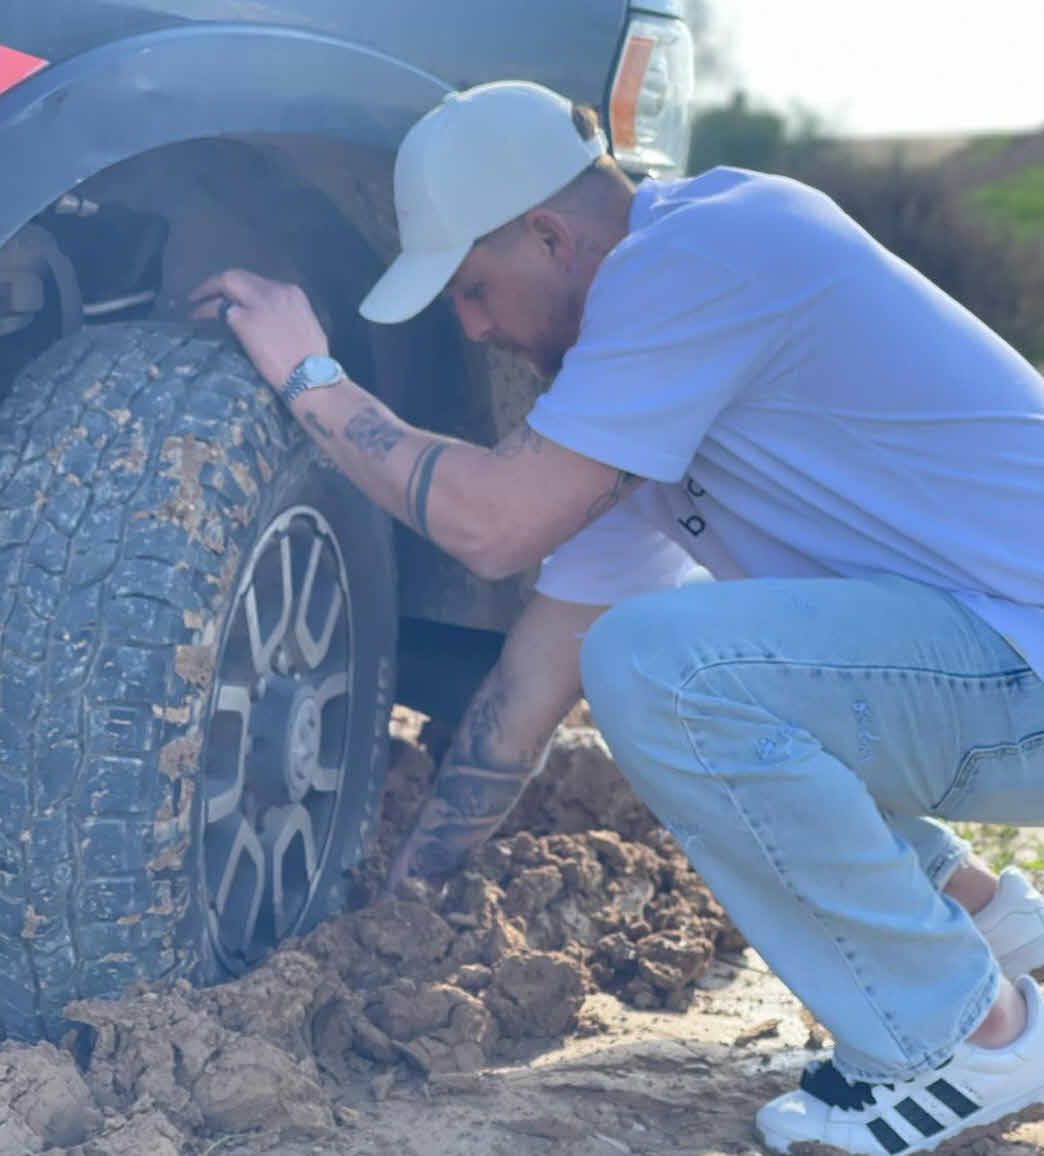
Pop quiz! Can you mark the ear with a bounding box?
[525,209,577,267]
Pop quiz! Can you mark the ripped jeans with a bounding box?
[580,573,1044,1082]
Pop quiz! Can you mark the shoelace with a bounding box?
[800,1060,894,1111]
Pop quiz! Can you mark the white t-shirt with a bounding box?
[535,482,703,604]
[528,168,1044,673]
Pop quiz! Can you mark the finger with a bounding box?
[192,299,244,330]
[188,296,224,321]
[188,268,263,304]
[188,272,234,303]
[190,294,247,326]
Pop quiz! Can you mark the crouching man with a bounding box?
[193,80,1044,1155]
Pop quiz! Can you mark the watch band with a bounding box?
[281,373,311,406]
[281,355,345,405]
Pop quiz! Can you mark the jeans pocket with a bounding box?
[933,730,1044,823]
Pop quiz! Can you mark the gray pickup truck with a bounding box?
[0,0,695,1039]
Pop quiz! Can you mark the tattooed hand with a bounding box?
[384,758,542,893]
[384,672,552,894]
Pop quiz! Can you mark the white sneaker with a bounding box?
[973,866,1044,980]
[757,975,1044,1155]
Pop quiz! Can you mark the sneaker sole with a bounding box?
[757,1075,1044,1155]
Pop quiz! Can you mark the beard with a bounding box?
[523,343,566,381]
[494,283,583,381]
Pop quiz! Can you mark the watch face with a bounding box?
[302,355,343,385]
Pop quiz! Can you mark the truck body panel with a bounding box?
[3,0,630,111]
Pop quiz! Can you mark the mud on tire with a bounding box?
[0,324,396,1041]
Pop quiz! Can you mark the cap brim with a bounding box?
[358,244,472,324]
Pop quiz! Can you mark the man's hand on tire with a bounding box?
[190,269,330,392]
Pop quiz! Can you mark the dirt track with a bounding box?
[1,707,1042,1156]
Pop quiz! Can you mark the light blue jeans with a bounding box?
[580,574,1044,1082]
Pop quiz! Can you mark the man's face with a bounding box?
[444,218,583,380]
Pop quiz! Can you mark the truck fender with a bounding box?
[0,22,450,245]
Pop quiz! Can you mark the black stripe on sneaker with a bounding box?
[867,1118,909,1154]
[926,1078,979,1119]
[894,1097,945,1137]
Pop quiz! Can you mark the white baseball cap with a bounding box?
[359,81,608,325]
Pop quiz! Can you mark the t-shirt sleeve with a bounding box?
[526,218,786,482]
[534,484,701,605]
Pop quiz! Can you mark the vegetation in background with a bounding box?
[963,132,1017,165]
[970,162,1044,246]
[954,823,1044,875]
[687,93,1044,364]
[688,91,790,175]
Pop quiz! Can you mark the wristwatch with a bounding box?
[281,354,346,405]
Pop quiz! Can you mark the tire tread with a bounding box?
[0,325,296,1037]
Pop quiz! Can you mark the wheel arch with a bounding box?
[0,21,450,248]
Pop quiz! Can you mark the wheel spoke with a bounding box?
[262,804,318,940]
[244,535,294,674]
[293,537,343,669]
[206,683,251,823]
[211,816,266,953]
[311,672,349,792]
[315,670,349,708]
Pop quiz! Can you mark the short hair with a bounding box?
[546,103,629,206]
[571,102,601,142]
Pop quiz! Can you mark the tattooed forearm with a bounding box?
[404,442,447,538]
[303,411,334,440]
[387,676,554,884]
[489,424,545,459]
[434,685,539,818]
[584,469,640,523]
[453,685,507,766]
[433,762,536,820]
[342,406,407,459]
[398,747,551,881]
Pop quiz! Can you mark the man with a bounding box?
[192,81,1044,1154]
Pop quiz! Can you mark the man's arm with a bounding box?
[385,593,606,891]
[191,271,640,580]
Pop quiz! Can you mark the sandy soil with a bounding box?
[1,707,1042,1156]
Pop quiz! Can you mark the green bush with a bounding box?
[688,92,788,175]
[970,161,1044,246]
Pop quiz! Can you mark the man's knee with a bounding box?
[580,594,664,720]
[579,601,623,708]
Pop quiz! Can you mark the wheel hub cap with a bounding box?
[288,693,320,799]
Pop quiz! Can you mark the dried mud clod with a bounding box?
[0,1040,102,1149]
[66,962,334,1138]
[332,714,745,1041]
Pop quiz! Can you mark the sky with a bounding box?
[695,0,1044,138]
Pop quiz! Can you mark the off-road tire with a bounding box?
[0,324,396,1040]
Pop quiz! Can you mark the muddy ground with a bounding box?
[1,706,1042,1156]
